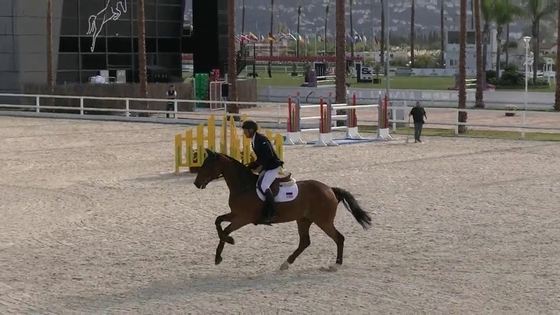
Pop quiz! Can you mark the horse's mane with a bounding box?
[219,153,258,186]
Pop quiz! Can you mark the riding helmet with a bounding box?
[241,120,258,130]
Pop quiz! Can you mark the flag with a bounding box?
[325,4,329,14]
[268,33,276,42]
[248,32,258,41]
[239,34,249,42]
[260,35,266,42]
[375,37,380,45]
[297,33,305,43]
[287,33,297,41]
[353,31,362,43]
[346,33,354,43]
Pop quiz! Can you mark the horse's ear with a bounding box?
[205,148,216,160]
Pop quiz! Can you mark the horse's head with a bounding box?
[194,149,225,189]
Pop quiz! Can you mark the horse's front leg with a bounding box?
[215,213,234,244]
[215,216,252,265]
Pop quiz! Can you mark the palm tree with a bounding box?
[269,0,275,57]
[524,0,557,83]
[555,1,560,111]
[440,0,445,68]
[380,0,385,68]
[481,0,492,71]
[505,23,510,65]
[492,0,523,78]
[137,0,148,112]
[349,0,355,57]
[458,0,468,134]
[46,0,53,96]
[410,0,415,67]
[474,0,484,107]
[296,4,302,57]
[335,0,346,104]
[227,0,238,115]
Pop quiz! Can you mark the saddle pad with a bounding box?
[256,184,299,203]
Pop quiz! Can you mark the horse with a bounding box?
[193,149,372,271]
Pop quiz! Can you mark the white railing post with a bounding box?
[174,100,178,119]
[79,97,84,115]
[125,99,130,117]
[392,107,397,131]
[35,96,40,112]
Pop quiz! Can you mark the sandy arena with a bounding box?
[1,117,560,314]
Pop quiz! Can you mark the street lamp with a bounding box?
[523,36,531,138]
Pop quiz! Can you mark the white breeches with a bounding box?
[258,167,281,192]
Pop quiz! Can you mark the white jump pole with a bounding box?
[345,93,363,139]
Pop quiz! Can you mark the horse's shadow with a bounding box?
[131,172,196,183]
[58,268,331,311]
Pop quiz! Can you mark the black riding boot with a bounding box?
[262,189,278,224]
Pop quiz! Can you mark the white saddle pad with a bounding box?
[256,182,299,203]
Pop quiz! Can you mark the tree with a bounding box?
[380,0,385,68]
[474,0,484,107]
[269,0,274,57]
[458,0,468,134]
[137,0,148,113]
[227,0,238,115]
[410,0,415,67]
[524,0,557,83]
[46,0,53,96]
[492,0,523,78]
[480,0,492,71]
[296,4,302,57]
[349,0,354,57]
[440,0,445,68]
[335,0,346,104]
[555,0,560,111]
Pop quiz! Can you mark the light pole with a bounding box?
[523,36,531,139]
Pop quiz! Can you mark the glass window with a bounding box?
[157,5,183,22]
[157,38,180,53]
[81,70,99,83]
[147,5,157,20]
[158,0,182,5]
[62,0,78,17]
[106,20,132,36]
[59,37,79,53]
[56,71,80,84]
[60,19,79,36]
[108,54,132,67]
[156,53,179,68]
[157,22,181,37]
[57,53,80,70]
[82,54,107,69]
[81,36,107,53]
[107,37,133,53]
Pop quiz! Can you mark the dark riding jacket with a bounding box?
[252,132,283,170]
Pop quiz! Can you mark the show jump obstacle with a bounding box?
[285,93,391,146]
[174,115,284,174]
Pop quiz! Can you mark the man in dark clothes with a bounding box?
[242,120,284,224]
[409,101,427,143]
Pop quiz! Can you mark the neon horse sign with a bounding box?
[86,0,128,52]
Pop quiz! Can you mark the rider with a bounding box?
[241,120,284,224]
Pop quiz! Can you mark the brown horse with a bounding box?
[193,149,372,270]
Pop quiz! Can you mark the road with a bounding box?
[258,86,556,110]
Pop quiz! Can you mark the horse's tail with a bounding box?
[331,187,372,230]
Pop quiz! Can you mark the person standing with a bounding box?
[409,101,427,143]
[267,62,272,78]
[165,85,177,118]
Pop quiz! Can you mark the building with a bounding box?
[0,0,185,91]
[445,29,496,76]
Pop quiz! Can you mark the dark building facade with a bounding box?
[0,0,185,91]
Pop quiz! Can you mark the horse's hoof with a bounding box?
[279,261,290,271]
[225,236,234,245]
[215,256,223,265]
[320,264,339,272]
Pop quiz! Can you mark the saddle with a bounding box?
[256,168,297,197]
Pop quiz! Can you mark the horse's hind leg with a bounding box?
[280,218,312,271]
[314,219,345,270]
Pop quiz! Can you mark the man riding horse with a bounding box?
[241,120,283,224]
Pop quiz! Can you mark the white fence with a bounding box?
[0,93,558,139]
